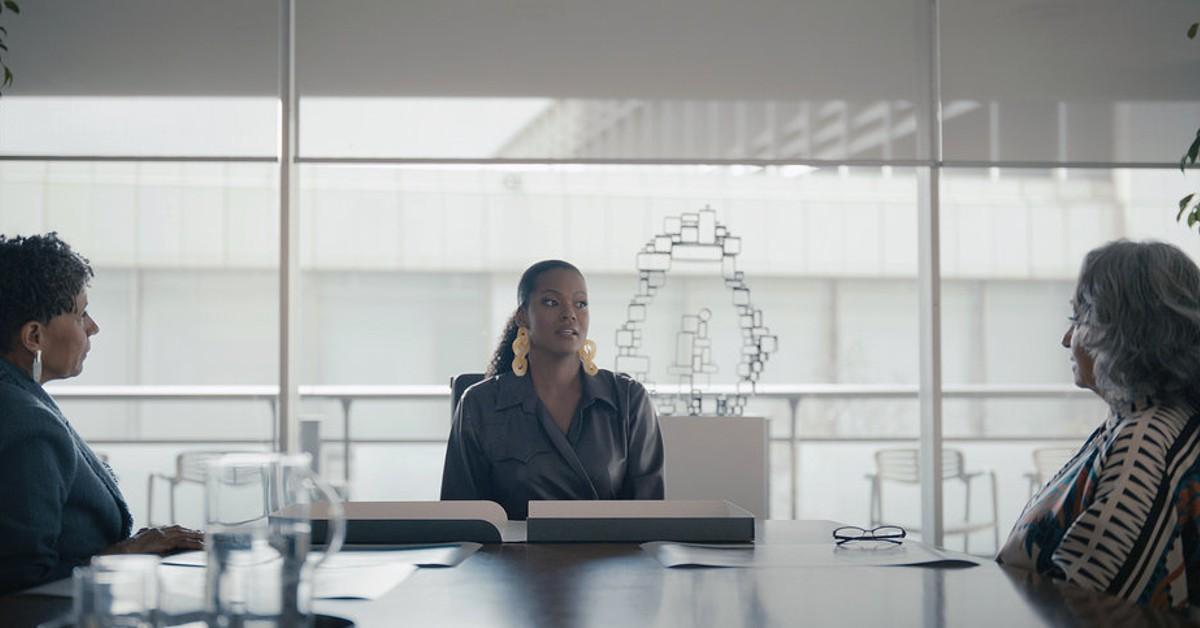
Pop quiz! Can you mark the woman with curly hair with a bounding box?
[440,260,664,520]
[0,233,202,594]
[999,240,1200,612]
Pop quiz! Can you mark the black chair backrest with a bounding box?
[450,373,486,417]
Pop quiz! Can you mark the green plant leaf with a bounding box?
[2,65,12,89]
[1189,211,1199,228]
[1190,22,1199,39]
[0,42,8,52]
[2,1,19,14]
[1182,194,1197,221]
[1185,131,1200,172]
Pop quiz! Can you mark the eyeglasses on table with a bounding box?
[832,525,907,546]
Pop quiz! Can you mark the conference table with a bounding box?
[1,520,1193,627]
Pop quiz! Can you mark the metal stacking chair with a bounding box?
[147,450,242,525]
[865,448,998,554]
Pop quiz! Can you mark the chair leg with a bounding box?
[963,480,972,554]
[873,480,883,528]
[169,482,177,524]
[991,472,1000,554]
[964,481,972,522]
[146,475,156,527]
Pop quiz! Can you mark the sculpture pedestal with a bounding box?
[659,415,769,518]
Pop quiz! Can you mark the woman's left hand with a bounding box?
[102,525,205,556]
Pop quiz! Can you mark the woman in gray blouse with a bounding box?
[0,233,203,594]
[441,260,665,520]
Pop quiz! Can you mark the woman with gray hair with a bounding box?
[998,239,1200,612]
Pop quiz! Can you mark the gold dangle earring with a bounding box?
[578,339,599,376]
[511,326,530,376]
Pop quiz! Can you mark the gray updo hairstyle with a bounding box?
[1073,240,1200,406]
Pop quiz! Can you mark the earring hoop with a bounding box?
[578,339,599,376]
[32,349,43,383]
[511,326,530,376]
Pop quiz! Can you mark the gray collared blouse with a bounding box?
[440,368,665,520]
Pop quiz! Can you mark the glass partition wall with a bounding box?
[0,160,280,528]
[1,0,1196,549]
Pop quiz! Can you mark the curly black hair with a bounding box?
[486,260,582,377]
[0,233,94,353]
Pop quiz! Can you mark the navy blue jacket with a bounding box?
[0,358,132,594]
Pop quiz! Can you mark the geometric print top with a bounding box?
[997,397,1200,611]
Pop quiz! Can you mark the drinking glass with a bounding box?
[73,554,161,628]
[204,453,345,627]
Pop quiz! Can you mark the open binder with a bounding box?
[312,500,508,545]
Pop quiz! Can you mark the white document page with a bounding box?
[17,577,73,597]
[157,560,416,602]
[642,541,981,568]
[501,521,527,543]
[23,549,432,602]
[161,543,481,569]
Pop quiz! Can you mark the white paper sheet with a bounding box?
[157,561,416,602]
[320,543,481,568]
[313,560,417,599]
[160,542,481,569]
[17,577,73,597]
[641,541,981,568]
[501,521,527,544]
[22,550,429,602]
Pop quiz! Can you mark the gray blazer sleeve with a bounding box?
[619,380,665,500]
[440,389,491,501]
[0,407,81,592]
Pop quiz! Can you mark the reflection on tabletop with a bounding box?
[1000,565,1196,628]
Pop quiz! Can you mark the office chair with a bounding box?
[865,448,999,554]
[1024,446,1076,497]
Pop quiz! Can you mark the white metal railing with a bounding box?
[48,382,1091,400]
[47,383,1098,519]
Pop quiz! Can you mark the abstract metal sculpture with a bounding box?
[614,207,777,416]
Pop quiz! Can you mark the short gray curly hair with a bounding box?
[1073,240,1200,406]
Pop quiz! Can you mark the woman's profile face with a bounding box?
[38,289,100,383]
[521,268,589,357]
[1062,321,1096,392]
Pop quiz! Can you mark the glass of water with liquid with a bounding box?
[204,453,345,627]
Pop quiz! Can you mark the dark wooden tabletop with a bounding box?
[3,520,1195,627]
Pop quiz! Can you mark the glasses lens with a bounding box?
[833,526,868,540]
[871,526,905,539]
